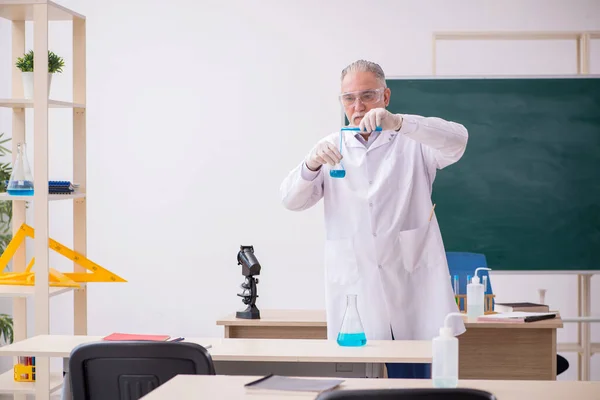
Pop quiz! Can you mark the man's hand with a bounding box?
[305,141,343,171]
[359,108,403,132]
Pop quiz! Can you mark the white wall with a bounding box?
[0,0,599,381]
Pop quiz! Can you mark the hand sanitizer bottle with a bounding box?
[432,312,463,388]
[467,267,491,321]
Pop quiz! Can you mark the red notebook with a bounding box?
[103,333,171,342]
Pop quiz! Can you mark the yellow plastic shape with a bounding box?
[13,363,35,382]
[0,223,126,286]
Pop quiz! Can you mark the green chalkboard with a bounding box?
[385,76,600,271]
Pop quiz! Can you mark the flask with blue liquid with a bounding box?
[329,130,346,179]
[337,294,367,347]
[7,142,34,196]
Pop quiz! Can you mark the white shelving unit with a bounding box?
[0,370,63,396]
[0,285,74,298]
[0,192,86,201]
[0,1,87,399]
[0,99,85,108]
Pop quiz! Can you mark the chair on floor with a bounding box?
[68,340,215,400]
[557,354,569,375]
[316,388,497,399]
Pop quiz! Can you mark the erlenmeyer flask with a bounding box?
[329,130,345,178]
[337,294,367,346]
[7,142,34,196]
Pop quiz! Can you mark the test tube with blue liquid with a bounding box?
[329,130,346,178]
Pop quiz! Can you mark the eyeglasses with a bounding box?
[339,88,385,107]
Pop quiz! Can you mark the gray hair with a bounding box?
[340,60,387,87]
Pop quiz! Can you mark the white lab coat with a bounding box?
[280,114,468,341]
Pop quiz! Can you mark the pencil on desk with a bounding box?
[429,204,436,221]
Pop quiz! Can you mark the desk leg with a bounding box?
[551,329,557,380]
[365,363,384,378]
[577,274,582,381]
[580,274,592,381]
[61,358,72,400]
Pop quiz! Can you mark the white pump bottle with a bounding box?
[432,312,463,388]
[467,267,491,321]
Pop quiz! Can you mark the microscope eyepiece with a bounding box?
[238,245,261,276]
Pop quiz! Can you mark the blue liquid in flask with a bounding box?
[329,169,346,178]
[337,294,367,347]
[7,143,34,196]
[337,332,367,347]
[7,180,34,196]
[329,129,346,179]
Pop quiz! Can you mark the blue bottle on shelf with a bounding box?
[337,294,367,347]
[7,142,34,196]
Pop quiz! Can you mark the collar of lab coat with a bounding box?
[344,130,397,151]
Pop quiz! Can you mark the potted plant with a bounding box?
[15,50,65,99]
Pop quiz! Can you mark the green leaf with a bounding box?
[15,49,65,73]
[0,314,13,344]
[0,135,13,258]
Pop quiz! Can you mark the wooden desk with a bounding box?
[0,335,432,398]
[217,309,563,380]
[0,334,431,364]
[460,315,563,380]
[217,309,327,339]
[141,375,600,400]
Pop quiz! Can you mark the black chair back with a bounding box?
[69,341,215,400]
[316,388,497,400]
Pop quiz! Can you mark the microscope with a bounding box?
[236,245,261,319]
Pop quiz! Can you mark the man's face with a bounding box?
[340,71,391,127]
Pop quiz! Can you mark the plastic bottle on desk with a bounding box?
[466,267,491,321]
[432,312,463,388]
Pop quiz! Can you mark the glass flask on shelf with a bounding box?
[7,142,34,196]
[336,294,367,347]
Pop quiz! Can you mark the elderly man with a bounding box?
[280,60,468,379]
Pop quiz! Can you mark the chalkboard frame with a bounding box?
[340,75,600,272]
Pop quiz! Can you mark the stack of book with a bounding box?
[494,302,549,313]
[477,311,557,323]
[480,302,556,323]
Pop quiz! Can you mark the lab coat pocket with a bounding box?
[324,237,360,286]
[397,223,432,274]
